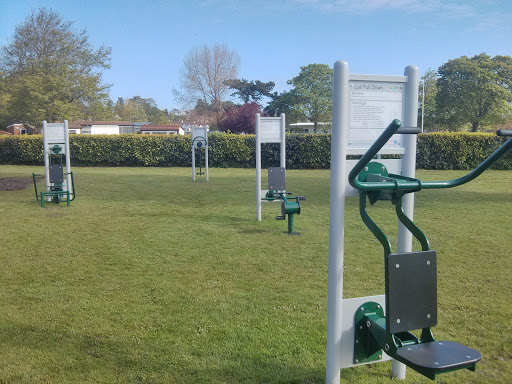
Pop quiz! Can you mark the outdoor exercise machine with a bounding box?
[263,167,306,234]
[347,119,511,380]
[326,60,512,383]
[191,126,208,181]
[32,120,75,208]
[255,113,306,234]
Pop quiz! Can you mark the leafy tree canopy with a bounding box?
[223,78,275,104]
[287,63,333,132]
[436,53,512,132]
[0,8,113,126]
[218,102,261,133]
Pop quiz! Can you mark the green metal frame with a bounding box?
[33,172,75,208]
[264,191,304,234]
[32,144,76,207]
[347,119,511,380]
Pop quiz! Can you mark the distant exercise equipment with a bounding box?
[32,120,75,207]
[263,167,305,234]
[191,126,208,181]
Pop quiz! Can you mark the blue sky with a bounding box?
[1,0,510,111]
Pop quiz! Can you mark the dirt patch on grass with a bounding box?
[0,177,36,191]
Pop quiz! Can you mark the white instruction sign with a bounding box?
[46,123,66,144]
[349,81,405,149]
[260,117,281,143]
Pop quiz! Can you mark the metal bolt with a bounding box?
[355,359,359,364]
[364,167,368,171]
[359,325,363,330]
[360,307,364,311]
[397,319,401,324]
[381,166,386,171]
[427,260,431,265]
[396,263,400,268]
[427,314,431,319]
[366,320,372,328]
[378,355,382,359]
[384,344,390,351]
[355,339,359,344]
[377,305,381,309]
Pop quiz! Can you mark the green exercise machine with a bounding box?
[346,119,512,380]
[191,126,208,181]
[263,167,305,234]
[32,120,76,207]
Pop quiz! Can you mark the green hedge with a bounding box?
[0,132,510,170]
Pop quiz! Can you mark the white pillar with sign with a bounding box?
[43,120,72,201]
[326,61,419,384]
[191,126,208,181]
[255,113,285,221]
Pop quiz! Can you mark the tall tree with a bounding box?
[176,43,240,117]
[224,78,275,103]
[0,8,113,125]
[287,64,333,132]
[419,68,439,132]
[436,53,512,132]
[264,90,305,124]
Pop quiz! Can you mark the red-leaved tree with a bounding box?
[218,102,261,133]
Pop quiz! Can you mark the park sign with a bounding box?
[348,75,407,155]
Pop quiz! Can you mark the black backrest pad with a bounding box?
[386,250,437,333]
[268,167,285,191]
[49,164,64,184]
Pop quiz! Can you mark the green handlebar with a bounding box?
[349,120,512,192]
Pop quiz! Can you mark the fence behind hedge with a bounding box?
[0,131,510,170]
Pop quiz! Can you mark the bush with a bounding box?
[0,132,510,170]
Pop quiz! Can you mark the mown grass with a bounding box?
[0,165,510,383]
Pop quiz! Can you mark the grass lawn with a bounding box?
[0,165,510,383]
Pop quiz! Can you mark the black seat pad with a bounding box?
[397,340,481,371]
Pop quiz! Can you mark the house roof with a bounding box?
[139,124,182,131]
[72,121,134,126]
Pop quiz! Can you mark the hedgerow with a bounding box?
[0,131,510,170]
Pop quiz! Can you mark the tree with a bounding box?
[436,53,512,132]
[176,43,240,115]
[287,64,333,132]
[264,90,305,124]
[0,8,113,125]
[419,68,439,132]
[224,78,275,103]
[115,96,170,124]
[218,102,261,133]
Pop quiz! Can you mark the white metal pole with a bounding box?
[421,79,425,133]
[326,60,350,384]
[42,121,51,200]
[256,113,262,221]
[280,113,286,169]
[192,146,196,181]
[64,120,71,194]
[205,140,209,181]
[392,65,419,380]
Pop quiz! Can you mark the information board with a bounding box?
[46,123,66,144]
[348,79,405,150]
[192,127,207,147]
[260,117,282,143]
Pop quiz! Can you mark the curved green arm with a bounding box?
[349,120,512,192]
